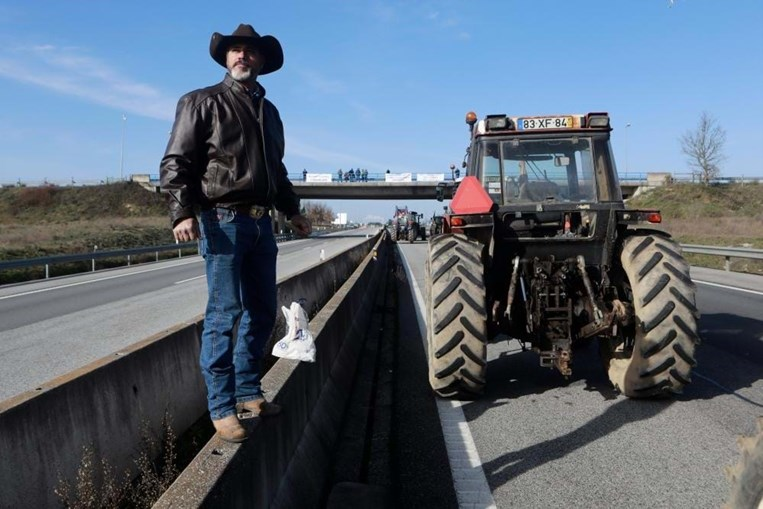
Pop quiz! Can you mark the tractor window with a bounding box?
[496,138,597,204]
[480,141,502,202]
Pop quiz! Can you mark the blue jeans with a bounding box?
[198,208,278,420]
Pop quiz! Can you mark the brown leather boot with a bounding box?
[212,414,247,443]
[236,398,282,420]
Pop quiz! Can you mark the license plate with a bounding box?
[516,116,573,130]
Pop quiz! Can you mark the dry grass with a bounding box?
[662,217,763,248]
[0,183,174,283]
[628,182,763,274]
[55,412,180,509]
[0,182,172,261]
[0,217,169,250]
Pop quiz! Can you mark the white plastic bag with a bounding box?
[272,301,316,362]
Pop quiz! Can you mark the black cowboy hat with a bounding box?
[209,24,283,75]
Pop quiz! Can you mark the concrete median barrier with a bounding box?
[154,235,389,508]
[0,233,384,508]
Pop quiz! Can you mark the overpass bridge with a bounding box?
[134,173,643,200]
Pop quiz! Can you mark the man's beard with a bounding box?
[230,65,253,82]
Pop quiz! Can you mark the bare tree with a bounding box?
[680,111,726,184]
[302,201,335,225]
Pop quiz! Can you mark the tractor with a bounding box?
[425,111,700,400]
[408,211,427,242]
[389,206,409,243]
[429,214,445,237]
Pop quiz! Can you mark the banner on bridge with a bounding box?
[305,173,333,183]
[385,173,412,182]
[416,173,445,182]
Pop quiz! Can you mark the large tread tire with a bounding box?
[607,234,700,397]
[426,234,487,399]
[725,417,763,509]
[408,227,416,243]
[390,226,398,243]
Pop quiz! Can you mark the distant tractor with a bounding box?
[389,206,409,243]
[408,212,427,242]
[429,215,444,237]
[425,111,699,400]
[388,206,426,243]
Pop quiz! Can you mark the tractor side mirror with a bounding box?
[435,182,446,202]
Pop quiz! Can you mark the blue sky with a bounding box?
[0,0,761,223]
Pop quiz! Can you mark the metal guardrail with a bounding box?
[0,243,201,279]
[681,244,763,272]
[0,233,296,280]
[1,240,760,280]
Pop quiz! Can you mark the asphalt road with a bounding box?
[397,242,763,509]
[0,228,379,402]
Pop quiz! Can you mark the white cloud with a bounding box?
[370,1,398,23]
[348,100,374,122]
[288,137,391,170]
[370,2,469,39]
[0,44,176,121]
[295,68,347,95]
[292,67,374,123]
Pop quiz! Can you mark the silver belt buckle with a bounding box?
[249,205,266,219]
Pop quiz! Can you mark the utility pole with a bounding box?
[120,114,127,180]
[625,122,631,175]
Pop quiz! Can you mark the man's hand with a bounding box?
[173,217,200,242]
[289,214,312,238]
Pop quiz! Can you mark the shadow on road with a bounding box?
[458,311,763,492]
[699,313,763,366]
[463,340,674,493]
[470,338,619,418]
[477,397,671,487]
[472,309,763,415]
[691,312,763,407]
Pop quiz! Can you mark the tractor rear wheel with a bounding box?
[605,234,700,397]
[426,234,487,399]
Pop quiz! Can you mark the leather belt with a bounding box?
[227,204,269,219]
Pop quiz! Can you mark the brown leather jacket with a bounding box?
[160,74,300,226]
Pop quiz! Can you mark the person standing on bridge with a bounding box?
[160,23,312,443]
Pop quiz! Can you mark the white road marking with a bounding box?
[0,259,201,301]
[694,279,763,296]
[174,275,205,285]
[399,250,498,509]
[694,372,763,407]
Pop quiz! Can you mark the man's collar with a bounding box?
[225,74,265,98]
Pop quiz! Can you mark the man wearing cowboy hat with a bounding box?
[160,24,311,443]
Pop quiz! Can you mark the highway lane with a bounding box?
[398,242,763,509]
[0,228,379,402]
